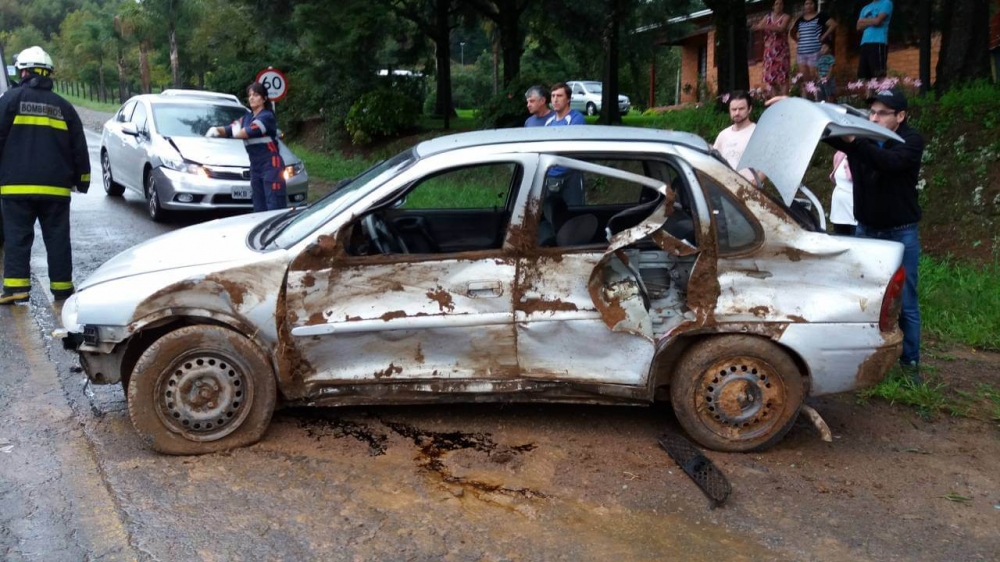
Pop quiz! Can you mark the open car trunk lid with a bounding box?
[738,98,904,206]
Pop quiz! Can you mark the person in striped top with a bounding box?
[789,0,837,94]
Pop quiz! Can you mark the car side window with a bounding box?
[400,163,517,210]
[573,84,585,95]
[130,103,148,134]
[698,171,761,254]
[116,101,135,123]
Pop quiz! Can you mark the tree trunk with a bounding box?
[498,6,522,87]
[169,23,181,88]
[116,42,127,103]
[703,0,750,100]
[432,0,456,125]
[598,0,622,125]
[139,41,152,94]
[492,31,499,95]
[98,55,107,104]
[935,0,990,93]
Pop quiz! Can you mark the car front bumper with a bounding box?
[155,167,309,211]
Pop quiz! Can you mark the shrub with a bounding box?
[344,89,420,145]
[476,76,548,129]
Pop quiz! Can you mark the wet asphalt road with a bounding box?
[0,128,785,561]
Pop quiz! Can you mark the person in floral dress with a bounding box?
[754,0,791,96]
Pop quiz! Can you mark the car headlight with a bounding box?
[161,155,209,177]
[283,162,305,180]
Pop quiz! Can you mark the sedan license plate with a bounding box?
[231,186,252,200]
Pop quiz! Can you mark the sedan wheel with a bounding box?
[146,173,167,222]
[670,335,805,452]
[586,103,598,116]
[102,151,125,196]
[127,325,277,455]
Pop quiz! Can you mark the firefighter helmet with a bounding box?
[14,46,54,73]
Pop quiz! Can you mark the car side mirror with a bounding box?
[121,123,138,136]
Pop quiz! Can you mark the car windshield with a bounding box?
[152,103,249,138]
[583,82,602,94]
[268,149,417,248]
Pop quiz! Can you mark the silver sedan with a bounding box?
[100,90,308,222]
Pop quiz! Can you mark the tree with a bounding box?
[388,0,461,122]
[701,0,749,98]
[57,6,114,100]
[935,0,990,92]
[116,0,156,93]
[468,0,533,86]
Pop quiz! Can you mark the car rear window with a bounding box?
[152,103,249,137]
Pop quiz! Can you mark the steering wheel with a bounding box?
[362,213,409,254]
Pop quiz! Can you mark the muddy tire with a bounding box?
[127,325,276,455]
[670,335,804,453]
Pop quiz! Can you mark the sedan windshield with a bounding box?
[152,103,249,138]
[268,149,417,248]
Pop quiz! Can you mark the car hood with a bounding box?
[738,98,904,206]
[79,210,284,290]
[168,137,298,167]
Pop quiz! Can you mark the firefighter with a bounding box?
[206,82,286,212]
[0,46,90,305]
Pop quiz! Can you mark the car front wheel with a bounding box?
[145,172,168,222]
[670,335,805,452]
[127,325,277,455]
[586,102,598,116]
[102,150,125,196]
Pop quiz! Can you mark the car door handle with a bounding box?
[466,280,503,298]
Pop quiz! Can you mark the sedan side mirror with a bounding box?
[121,122,138,136]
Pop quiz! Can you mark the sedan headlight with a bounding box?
[161,155,209,177]
[283,162,306,180]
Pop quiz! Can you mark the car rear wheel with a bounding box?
[127,325,277,455]
[586,102,598,116]
[102,150,125,196]
[670,335,805,452]
[145,172,168,222]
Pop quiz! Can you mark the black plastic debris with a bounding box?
[658,432,732,507]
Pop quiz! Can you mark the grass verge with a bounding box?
[53,90,121,113]
[920,254,1000,350]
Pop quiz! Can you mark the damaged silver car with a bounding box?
[58,98,907,455]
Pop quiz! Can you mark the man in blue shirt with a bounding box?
[542,82,586,205]
[523,85,552,127]
[856,0,893,79]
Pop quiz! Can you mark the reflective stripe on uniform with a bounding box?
[245,137,271,145]
[81,174,90,182]
[3,278,31,288]
[13,115,68,130]
[50,281,74,291]
[252,119,267,134]
[0,185,72,197]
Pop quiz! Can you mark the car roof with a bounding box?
[128,92,245,109]
[414,126,710,158]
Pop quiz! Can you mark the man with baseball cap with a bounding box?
[825,88,925,382]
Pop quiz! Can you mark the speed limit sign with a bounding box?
[256,67,288,102]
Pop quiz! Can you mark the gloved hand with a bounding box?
[205,127,221,138]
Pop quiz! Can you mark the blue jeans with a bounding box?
[857,224,921,364]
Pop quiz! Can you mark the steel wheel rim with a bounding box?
[148,178,159,217]
[102,153,112,191]
[153,350,255,442]
[696,356,786,441]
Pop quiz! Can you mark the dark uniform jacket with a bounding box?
[0,74,90,199]
[826,122,924,229]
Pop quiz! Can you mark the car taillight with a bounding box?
[879,266,906,332]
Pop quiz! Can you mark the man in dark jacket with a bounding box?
[826,88,924,381]
[0,46,90,304]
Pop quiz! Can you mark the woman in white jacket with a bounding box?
[830,151,857,235]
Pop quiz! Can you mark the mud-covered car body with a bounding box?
[59,99,907,454]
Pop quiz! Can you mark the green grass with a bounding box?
[858,365,949,420]
[53,89,121,113]
[920,254,1000,350]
